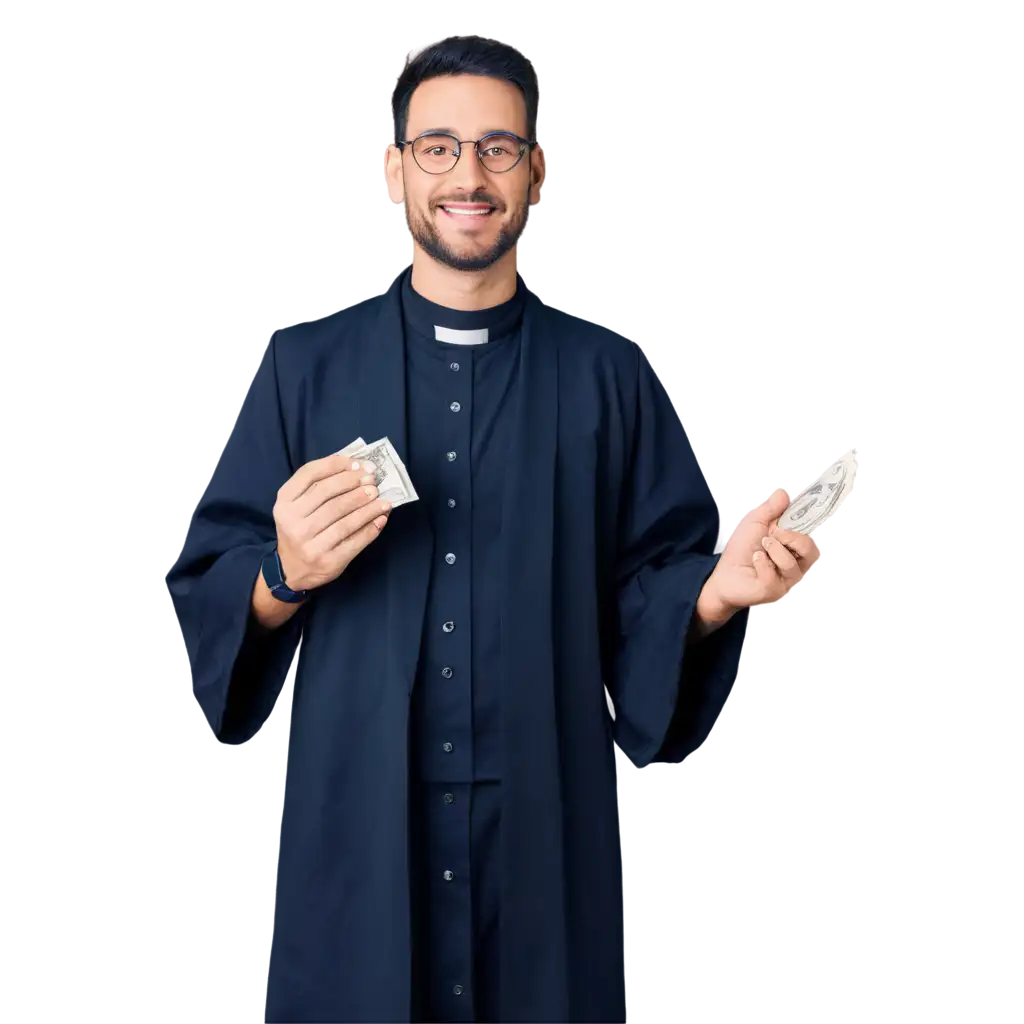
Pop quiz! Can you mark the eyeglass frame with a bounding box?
[395,130,538,174]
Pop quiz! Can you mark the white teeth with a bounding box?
[443,207,491,216]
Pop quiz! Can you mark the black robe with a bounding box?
[164,265,751,1022]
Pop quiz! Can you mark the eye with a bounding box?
[413,136,456,157]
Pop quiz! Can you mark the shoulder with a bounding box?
[262,288,395,409]
[270,289,385,367]
[535,296,642,380]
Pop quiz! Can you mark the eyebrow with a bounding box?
[413,126,518,137]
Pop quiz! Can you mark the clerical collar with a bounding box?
[400,264,524,352]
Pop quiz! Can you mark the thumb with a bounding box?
[753,481,790,524]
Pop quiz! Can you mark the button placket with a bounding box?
[425,781,472,1020]
[431,347,470,786]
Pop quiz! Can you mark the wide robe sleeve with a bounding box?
[606,342,750,768]
[164,331,308,745]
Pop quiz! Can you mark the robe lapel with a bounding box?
[499,287,571,1020]
[359,269,435,692]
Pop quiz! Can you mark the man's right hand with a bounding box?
[273,453,392,593]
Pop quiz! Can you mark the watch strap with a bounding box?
[261,547,309,603]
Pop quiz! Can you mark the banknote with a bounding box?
[776,448,858,535]
[335,436,419,508]
[337,437,367,459]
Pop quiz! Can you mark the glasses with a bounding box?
[396,131,537,174]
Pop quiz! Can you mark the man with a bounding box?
[165,33,820,1024]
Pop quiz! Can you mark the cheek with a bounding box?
[408,194,438,220]
[501,179,532,210]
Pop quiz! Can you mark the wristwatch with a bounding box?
[261,547,309,603]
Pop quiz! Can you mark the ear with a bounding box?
[528,144,546,205]
[385,144,405,204]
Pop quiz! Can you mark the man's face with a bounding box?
[386,74,544,272]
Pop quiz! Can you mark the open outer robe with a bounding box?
[165,267,750,1023]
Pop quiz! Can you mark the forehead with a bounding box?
[406,74,527,136]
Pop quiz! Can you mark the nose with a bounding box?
[447,141,490,192]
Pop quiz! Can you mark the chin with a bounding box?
[412,216,512,271]
[444,232,499,256]
[441,228,497,248]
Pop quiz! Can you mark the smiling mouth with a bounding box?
[439,205,496,217]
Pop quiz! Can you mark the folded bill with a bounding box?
[777,448,857,535]
[335,436,419,508]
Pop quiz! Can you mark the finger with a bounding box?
[751,549,777,593]
[771,528,815,562]
[315,494,392,554]
[279,453,364,504]
[760,534,802,581]
[295,462,378,518]
[328,508,390,563]
[745,487,790,528]
[305,477,382,532]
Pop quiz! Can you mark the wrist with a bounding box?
[251,570,304,630]
[263,547,311,602]
[692,579,734,638]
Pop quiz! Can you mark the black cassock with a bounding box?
[165,265,750,1023]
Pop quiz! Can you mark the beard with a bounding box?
[404,183,531,272]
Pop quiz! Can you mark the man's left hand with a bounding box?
[700,488,821,619]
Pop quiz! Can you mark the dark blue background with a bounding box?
[0,8,1019,1024]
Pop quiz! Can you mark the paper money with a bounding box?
[334,436,419,508]
[336,437,368,459]
[776,448,858,535]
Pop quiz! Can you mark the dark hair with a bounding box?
[391,35,539,146]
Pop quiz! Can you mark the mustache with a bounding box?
[434,195,500,208]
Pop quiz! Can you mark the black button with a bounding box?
[442,741,453,753]
[444,792,455,804]
[453,984,464,996]
[441,666,453,678]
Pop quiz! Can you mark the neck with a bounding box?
[410,248,518,310]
